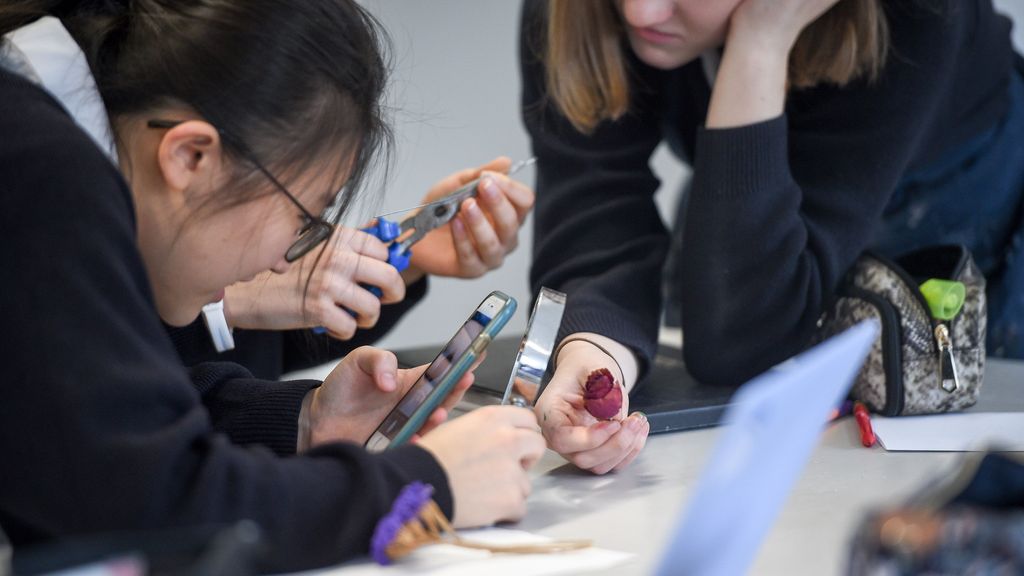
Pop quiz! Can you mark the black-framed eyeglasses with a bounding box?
[147,119,334,263]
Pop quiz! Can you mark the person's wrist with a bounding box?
[224,277,297,331]
[222,283,256,330]
[723,31,791,72]
[220,288,237,329]
[555,339,625,388]
[707,31,789,129]
[554,333,639,391]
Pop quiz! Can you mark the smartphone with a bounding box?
[364,291,517,452]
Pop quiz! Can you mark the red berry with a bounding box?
[584,368,622,420]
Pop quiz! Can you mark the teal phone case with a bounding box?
[387,292,517,449]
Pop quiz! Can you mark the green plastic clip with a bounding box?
[919,279,966,321]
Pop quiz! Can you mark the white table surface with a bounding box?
[505,359,1023,576]
[286,350,1022,575]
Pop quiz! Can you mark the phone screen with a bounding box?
[365,309,493,452]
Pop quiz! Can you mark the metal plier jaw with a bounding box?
[363,178,480,273]
[364,157,537,272]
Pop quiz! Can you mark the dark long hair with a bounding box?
[1,0,392,220]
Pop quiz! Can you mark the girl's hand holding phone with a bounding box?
[298,346,473,451]
[224,227,405,340]
[298,344,544,529]
[534,336,649,475]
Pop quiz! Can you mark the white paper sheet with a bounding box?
[289,528,632,576]
[873,412,1024,451]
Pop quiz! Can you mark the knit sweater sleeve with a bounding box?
[679,5,991,385]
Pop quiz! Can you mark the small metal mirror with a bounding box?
[501,287,566,407]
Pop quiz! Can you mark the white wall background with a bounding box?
[360,0,1024,351]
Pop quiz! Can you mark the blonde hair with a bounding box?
[545,0,890,133]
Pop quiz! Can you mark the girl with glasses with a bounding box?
[0,0,543,570]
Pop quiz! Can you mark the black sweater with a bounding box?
[521,0,1015,386]
[0,69,452,571]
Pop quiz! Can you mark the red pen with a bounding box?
[853,401,876,447]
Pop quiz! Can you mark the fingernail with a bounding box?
[633,411,648,423]
[481,178,499,199]
[465,199,481,217]
[381,372,396,390]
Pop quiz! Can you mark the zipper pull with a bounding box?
[934,324,960,393]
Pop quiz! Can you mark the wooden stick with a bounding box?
[385,500,592,561]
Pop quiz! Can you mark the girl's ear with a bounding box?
[154,120,224,206]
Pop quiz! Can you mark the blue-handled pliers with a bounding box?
[314,157,535,333]
[359,170,484,285]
